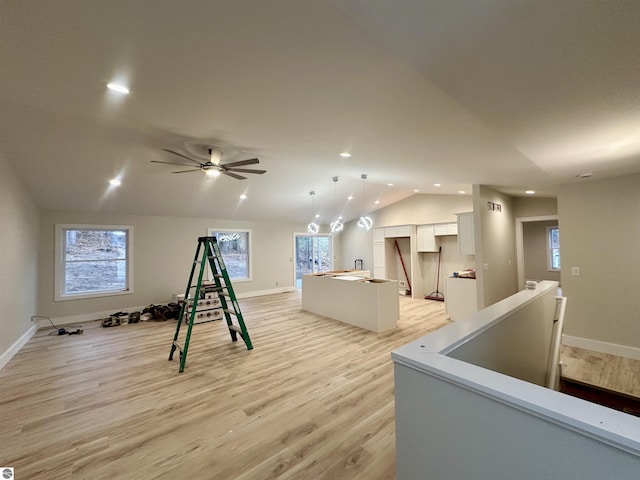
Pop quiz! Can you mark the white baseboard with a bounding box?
[0,324,38,371]
[236,286,297,299]
[562,335,640,361]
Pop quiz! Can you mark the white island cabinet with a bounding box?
[302,273,399,332]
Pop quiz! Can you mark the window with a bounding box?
[55,224,133,301]
[547,226,560,271]
[207,228,252,282]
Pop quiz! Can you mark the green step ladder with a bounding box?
[169,236,253,372]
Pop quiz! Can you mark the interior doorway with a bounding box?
[294,234,332,288]
[515,215,560,290]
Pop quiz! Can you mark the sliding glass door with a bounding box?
[294,234,332,288]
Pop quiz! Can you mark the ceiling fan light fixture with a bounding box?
[205,168,221,178]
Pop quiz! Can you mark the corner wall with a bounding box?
[558,174,640,351]
[0,152,39,367]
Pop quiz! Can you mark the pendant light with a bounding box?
[330,176,344,234]
[307,191,319,234]
[357,174,373,230]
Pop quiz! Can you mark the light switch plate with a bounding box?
[571,267,580,276]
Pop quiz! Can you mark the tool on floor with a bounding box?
[169,236,253,372]
[425,246,445,301]
[394,240,412,296]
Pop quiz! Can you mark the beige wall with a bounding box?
[513,196,558,218]
[523,220,561,283]
[0,153,39,357]
[474,185,518,308]
[38,210,305,322]
[558,175,640,349]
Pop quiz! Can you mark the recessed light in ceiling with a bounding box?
[374,200,380,205]
[339,152,351,158]
[315,214,320,218]
[347,195,353,200]
[387,183,393,187]
[434,183,441,187]
[458,190,466,194]
[240,194,247,199]
[525,190,535,195]
[413,189,420,192]
[109,178,121,186]
[107,82,130,94]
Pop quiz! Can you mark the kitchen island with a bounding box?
[302,271,399,332]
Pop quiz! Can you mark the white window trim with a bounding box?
[546,226,560,272]
[207,228,253,283]
[55,224,134,301]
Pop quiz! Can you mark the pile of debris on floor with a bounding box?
[101,303,181,327]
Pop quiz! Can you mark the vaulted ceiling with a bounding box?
[1,1,639,224]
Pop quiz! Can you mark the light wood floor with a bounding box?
[0,291,451,480]
[560,345,640,398]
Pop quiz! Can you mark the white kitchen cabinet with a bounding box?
[416,225,437,252]
[385,225,412,238]
[373,241,386,279]
[434,222,458,236]
[456,212,475,255]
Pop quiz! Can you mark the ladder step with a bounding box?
[172,340,184,353]
[223,308,237,316]
[229,325,242,333]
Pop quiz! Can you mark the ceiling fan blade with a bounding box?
[162,148,203,166]
[221,158,260,168]
[224,167,267,174]
[223,171,247,180]
[172,169,202,174]
[151,160,202,167]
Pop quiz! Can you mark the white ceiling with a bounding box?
[1,1,639,224]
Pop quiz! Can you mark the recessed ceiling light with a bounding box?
[239,194,247,199]
[107,82,130,94]
[109,178,121,186]
[315,214,320,218]
[339,152,351,158]
[338,216,343,220]
[525,190,535,195]
[374,200,380,205]
[458,190,466,194]
[387,183,393,187]
[434,183,441,187]
[413,189,420,193]
[347,195,353,200]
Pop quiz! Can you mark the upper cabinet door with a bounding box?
[417,225,437,252]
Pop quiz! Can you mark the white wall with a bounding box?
[0,152,39,365]
[38,210,305,323]
[558,174,640,351]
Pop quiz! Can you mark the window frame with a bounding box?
[55,224,134,301]
[207,228,252,283]
[546,226,561,272]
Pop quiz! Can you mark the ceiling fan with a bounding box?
[152,148,266,180]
